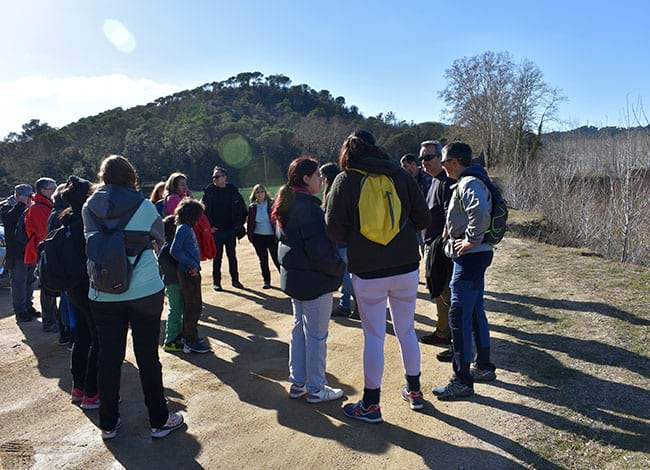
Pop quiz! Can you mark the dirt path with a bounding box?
[0,236,648,469]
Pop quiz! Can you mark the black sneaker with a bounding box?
[183,337,212,354]
[16,312,33,323]
[470,364,497,382]
[420,332,451,346]
[262,282,271,289]
[213,284,223,292]
[58,334,71,346]
[432,376,474,401]
[28,307,41,318]
[348,308,360,320]
[231,281,244,289]
[331,305,351,317]
[436,347,453,362]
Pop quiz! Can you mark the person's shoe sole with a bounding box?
[81,403,100,410]
[306,392,344,404]
[436,389,474,401]
[101,420,121,440]
[289,390,306,399]
[183,345,211,354]
[420,334,451,346]
[151,416,184,439]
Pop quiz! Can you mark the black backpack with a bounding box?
[37,219,85,293]
[155,199,167,217]
[457,173,508,246]
[85,203,151,294]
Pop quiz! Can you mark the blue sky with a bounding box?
[1,0,649,137]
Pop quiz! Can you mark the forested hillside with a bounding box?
[0,72,446,192]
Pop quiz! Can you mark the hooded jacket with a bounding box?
[325,153,431,278]
[23,193,54,265]
[82,184,164,302]
[278,192,343,300]
[444,165,493,258]
[0,198,27,267]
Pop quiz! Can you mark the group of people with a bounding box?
[0,129,498,436]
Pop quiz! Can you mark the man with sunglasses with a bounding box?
[418,141,455,356]
[432,142,497,401]
[201,166,247,291]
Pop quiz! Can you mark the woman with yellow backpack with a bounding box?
[325,130,431,423]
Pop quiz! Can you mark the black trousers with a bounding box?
[212,230,239,285]
[251,234,280,283]
[178,270,203,342]
[68,284,98,397]
[90,290,168,430]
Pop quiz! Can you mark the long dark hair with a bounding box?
[338,130,390,170]
[271,157,319,227]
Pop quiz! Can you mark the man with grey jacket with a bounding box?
[432,142,497,401]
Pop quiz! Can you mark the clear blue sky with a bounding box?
[1,0,649,137]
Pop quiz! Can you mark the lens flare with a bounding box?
[103,19,136,53]
[218,134,252,169]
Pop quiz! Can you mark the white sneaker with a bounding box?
[151,412,184,439]
[101,419,121,440]
[306,385,344,404]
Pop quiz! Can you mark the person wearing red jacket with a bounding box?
[24,177,57,332]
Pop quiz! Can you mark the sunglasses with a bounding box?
[420,154,440,162]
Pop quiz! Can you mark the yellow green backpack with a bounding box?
[350,169,403,246]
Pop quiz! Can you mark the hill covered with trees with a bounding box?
[0,72,446,192]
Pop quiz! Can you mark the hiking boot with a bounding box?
[420,332,451,346]
[231,281,244,289]
[70,387,84,403]
[436,347,453,362]
[183,337,212,354]
[331,305,351,317]
[342,400,383,424]
[433,377,474,401]
[81,394,100,410]
[101,419,121,440]
[213,284,223,292]
[400,387,424,410]
[306,385,344,404]
[289,383,307,399]
[163,340,184,353]
[151,412,184,439]
[470,364,497,382]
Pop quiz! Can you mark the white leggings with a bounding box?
[352,269,421,390]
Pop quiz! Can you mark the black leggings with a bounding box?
[251,234,280,283]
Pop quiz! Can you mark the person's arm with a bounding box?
[407,172,432,231]
[302,206,343,277]
[324,173,352,243]
[170,225,198,273]
[457,179,491,249]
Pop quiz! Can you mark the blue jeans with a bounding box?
[449,251,495,386]
[9,260,36,314]
[289,292,333,393]
[337,247,354,309]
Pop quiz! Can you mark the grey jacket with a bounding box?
[445,165,493,258]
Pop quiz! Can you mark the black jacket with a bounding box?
[157,241,179,286]
[424,170,455,244]
[0,199,27,267]
[201,183,247,233]
[325,154,431,278]
[278,192,344,301]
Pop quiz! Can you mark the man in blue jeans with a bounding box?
[432,142,497,400]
